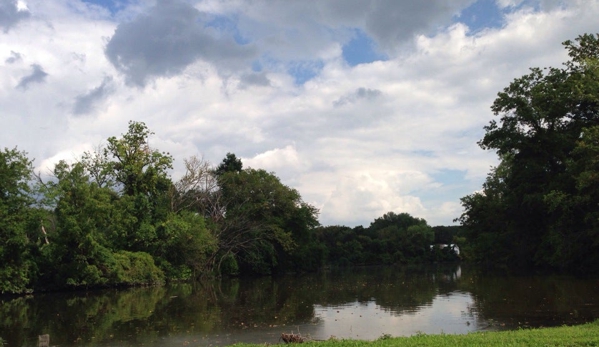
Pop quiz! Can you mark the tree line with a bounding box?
[0,122,458,294]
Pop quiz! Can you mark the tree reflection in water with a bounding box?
[1,265,598,346]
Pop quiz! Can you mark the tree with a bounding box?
[211,155,319,275]
[432,225,463,244]
[215,152,243,176]
[153,211,217,279]
[95,122,219,278]
[103,121,173,196]
[314,225,357,266]
[100,121,174,251]
[457,159,514,266]
[459,34,599,271]
[0,148,38,293]
[164,155,222,278]
[38,161,120,287]
[368,212,434,263]
[171,155,222,218]
[541,125,599,271]
[369,212,426,233]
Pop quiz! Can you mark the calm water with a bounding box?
[2,265,599,347]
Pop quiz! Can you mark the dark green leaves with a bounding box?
[0,148,37,293]
[460,33,599,272]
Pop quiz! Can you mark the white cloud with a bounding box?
[319,170,431,226]
[244,145,302,172]
[1,0,598,228]
[0,0,30,32]
[495,0,525,9]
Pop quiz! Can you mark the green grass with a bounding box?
[238,321,599,347]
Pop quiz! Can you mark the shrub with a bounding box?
[111,251,164,285]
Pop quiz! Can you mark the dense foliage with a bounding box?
[0,122,456,294]
[316,213,459,267]
[458,34,599,273]
[0,148,39,294]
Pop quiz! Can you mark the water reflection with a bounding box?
[1,265,598,347]
[303,265,479,340]
[461,270,599,330]
[312,292,477,340]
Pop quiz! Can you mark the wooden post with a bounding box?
[38,334,49,347]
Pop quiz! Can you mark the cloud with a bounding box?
[495,0,526,8]
[0,0,30,33]
[359,0,476,51]
[243,145,303,183]
[229,0,476,59]
[334,87,382,107]
[16,64,48,90]
[238,71,271,89]
[320,171,431,226]
[2,0,599,229]
[104,0,256,86]
[72,77,115,116]
[5,50,21,63]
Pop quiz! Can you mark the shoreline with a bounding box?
[233,321,599,346]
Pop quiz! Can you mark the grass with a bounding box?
[235,321,599,347]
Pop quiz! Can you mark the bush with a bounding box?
[111,251,164,285]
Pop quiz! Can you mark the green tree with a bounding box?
[36,121,188,287]
[459,34,599,271]
[314,225,356,266]
[213,159,319,275]
[457,159,514,266]
[38,161,165,287]
[215,152,243,176]
[153,211,217,279]
[368,212,434,263]
[100,121,174,252]
[104,121,173,197]
[432,225,463,244]
[96,122,217,279]
[0,148,38,293]
[542,125,599,271]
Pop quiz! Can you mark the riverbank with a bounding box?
[241,321,599,346]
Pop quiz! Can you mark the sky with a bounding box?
[1,0,598,228]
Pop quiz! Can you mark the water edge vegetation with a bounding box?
[244,321,599,347]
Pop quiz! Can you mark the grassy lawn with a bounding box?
[240,321,599,347]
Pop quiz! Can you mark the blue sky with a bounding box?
[82,0,122,14]
[459,0,507,32]
[1,0,596,227]
[342,28,388,67]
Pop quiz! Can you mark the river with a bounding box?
[1,264,599,346]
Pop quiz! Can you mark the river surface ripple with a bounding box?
[2,265,599,347]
